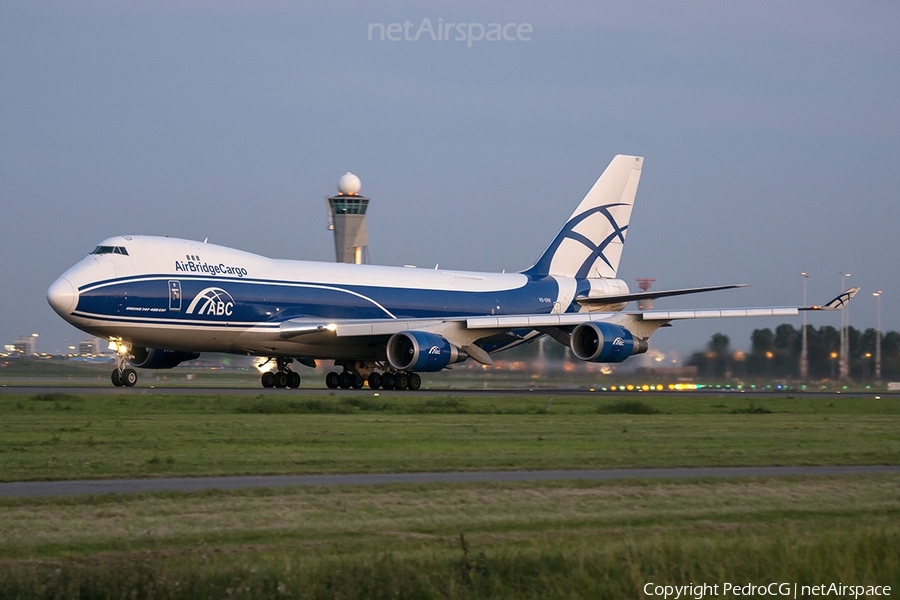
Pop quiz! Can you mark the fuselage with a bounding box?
[48,235,630,360]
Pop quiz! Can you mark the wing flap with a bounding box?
[466,312,617,330]
[279,317,455,340]
[334,319,448,337]
[641,308,799,321]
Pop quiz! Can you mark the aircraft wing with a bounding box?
[277,287,860,362]
[468,287,860,328]
[466,306,801,328]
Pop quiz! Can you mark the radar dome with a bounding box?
[337,172,362,196]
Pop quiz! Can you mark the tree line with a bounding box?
[686,325,900,380]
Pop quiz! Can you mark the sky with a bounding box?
[1,1,898,363]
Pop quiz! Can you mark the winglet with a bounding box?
[805,287,861,311]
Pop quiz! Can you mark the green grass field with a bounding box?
[1,392,898,598]
[2,392,898,481]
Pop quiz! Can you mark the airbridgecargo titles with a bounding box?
[47,155,859,390]
[174,260,249,278]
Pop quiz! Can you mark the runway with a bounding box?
[2,465,899,498]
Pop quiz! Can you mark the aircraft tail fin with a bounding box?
[524,155,643,279]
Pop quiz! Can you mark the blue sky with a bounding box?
[2,1,898,361]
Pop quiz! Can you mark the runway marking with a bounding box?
[2,466,899,498]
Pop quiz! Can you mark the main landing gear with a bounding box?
[259,357,302,389]
[325,361,422,391]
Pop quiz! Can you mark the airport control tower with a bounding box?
[326,172,370,264]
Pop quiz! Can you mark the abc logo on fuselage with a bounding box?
[186,287,235,317]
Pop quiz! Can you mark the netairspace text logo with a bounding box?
[368,18,532,48]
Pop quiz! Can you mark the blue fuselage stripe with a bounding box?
[74,275,561,326]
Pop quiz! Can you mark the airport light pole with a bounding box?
[873,290,883,382]
[800,272,809,380]
[838,272,851,381]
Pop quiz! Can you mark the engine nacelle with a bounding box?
[386,331,466,372]
[128,348,201,369]
[570,322,648,363]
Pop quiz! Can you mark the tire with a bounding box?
[325,371,340,389]
[261,371,276,388]
[351,374,364,389]
[381,373,395,390]
[122,368,138,387]
[338,371,353,389]
[288,371,301,389]
[408,372,421,391]
[394,373,409,390]
[367,372,382,390]
[111,369,124,387]
[274,372,289,388]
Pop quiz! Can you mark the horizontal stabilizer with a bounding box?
[576,284,747,306]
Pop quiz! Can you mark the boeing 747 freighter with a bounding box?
[47,155,858,389]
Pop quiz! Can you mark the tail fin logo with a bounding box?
[186,287,235,316]
[523,155,642,279]
[557,204,628,278]
[526,204,629,279]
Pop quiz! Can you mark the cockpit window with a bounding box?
[91,245,129,255]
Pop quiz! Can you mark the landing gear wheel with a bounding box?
[394,373,409,390]
[351,374,364,389]
[111,369,124,387]
[122,368,138,387]
[367,372,382,390]
[325,371,340,389]
[381,373,395,390]
[261,371,275,388]
[289,371,301,388]
[338,371,353,389]
[274,372,289,388]
[408,372,421,391]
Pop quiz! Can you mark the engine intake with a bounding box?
[386,331,466,372]
[570,322,647,363]
[128,348,201,369]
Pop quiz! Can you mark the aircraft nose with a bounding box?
[47,277,78,317]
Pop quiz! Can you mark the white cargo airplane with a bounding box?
[47,155,858,389]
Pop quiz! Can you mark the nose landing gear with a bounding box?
[110,339,137,387]
[111,366,138,387]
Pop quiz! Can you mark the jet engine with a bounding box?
[570,322,648,363]
[128,347,201,369]
[386,331,467,372]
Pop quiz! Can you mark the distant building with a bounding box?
[78,337,104,355]
[326,172,370,264]
[5,334,38,355]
